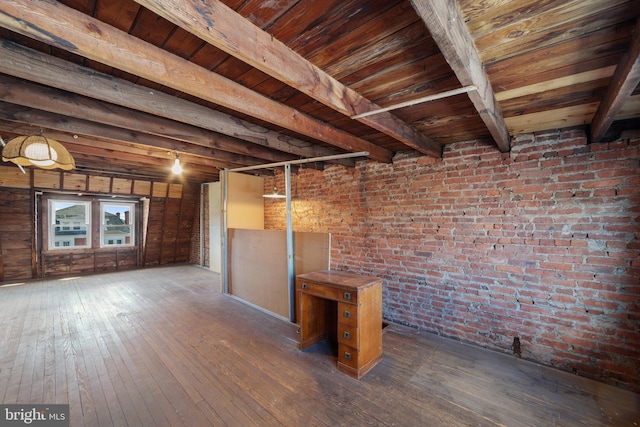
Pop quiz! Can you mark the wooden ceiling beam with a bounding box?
[591,19,640,142]
[0,74,299,165]
[0,103,258,169]
[0,41,355,168]
[0,122,220,182]
[0,0,391,162]
[61,142,224,178]
[134,0,442,158]
[409,0,511,152]
[66,150,220,183]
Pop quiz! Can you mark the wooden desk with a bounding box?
[295,270,382,379]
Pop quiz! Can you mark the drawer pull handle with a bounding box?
[343,310,351,319]
[301,283,307,289]
[343,292,351,300]
[344,352,352,361]
[343,331,350,339]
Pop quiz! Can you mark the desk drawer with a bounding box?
[338,343,359,370]
[337,323,359,347]
[338,302,358,327]
[297,280,358,303]
[296,280,339,300]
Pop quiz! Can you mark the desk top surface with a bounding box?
[296,270,382,290]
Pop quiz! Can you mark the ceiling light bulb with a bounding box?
[172,157,182,174]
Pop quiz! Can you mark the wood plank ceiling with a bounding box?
[0,0,638,184]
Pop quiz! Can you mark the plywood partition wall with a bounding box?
[208,182,222,274]
[228,228,330,319]
[227,172,264,230]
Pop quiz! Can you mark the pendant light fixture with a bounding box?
[1,134,75,171]
[263,187,286,198]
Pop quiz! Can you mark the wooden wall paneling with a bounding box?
[62,172,88,192]
[0,165,30,188]
[187,184,198,260]
[91,248,139,271]
[152,182,168,197]
[168,184,184,263]
[161,197,181,264]
[175,184,197,262]
[121,250,137,269]
[169,199,180,263]
[144,181,173,266]
[143,195,165,266]
[168,183,182,198]
[112,177,133,194]
[70,252,95,274]
[133,180,151,196]
[88,175,111,193]
[43,250,139,279]
[184,185,198,261]
[160,198,173,264]
[117,248,138,269]
[96,250,117,271]
[0,187,34,282]
[34,170,61,189]
[158,194,169,265]
[175,186,187,262]
[144,229,161,265]
[43,254,70,277]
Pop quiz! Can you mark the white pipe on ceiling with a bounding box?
[351,85,478,119]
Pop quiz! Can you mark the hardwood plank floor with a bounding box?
[1,265,638,426]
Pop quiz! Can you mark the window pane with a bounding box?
[102,203,135,247]
[51,201,90,249]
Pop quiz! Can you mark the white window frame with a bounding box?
[100,202,136,248]
[48,199,91,250]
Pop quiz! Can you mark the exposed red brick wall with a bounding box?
[264,128,640,391]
